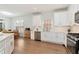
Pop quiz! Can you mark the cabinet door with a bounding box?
[0,40,5,49]
[41,32,49,41]
[9,39,14,53]
[54,11,69,26]
[9,35,14,53]
[0,48,4,54]
[5,35,14,54]
[59,33,65,44]
[55,33,65,44]
[0,40,5,54]
[41,32,55,42]
[5,38,11,54]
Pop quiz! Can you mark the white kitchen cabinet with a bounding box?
[55,32,65,44]
[5,35,14,54]
[0,40,5,54]
[41,32,66,45]
[10,36,14,53]
[41,32,51,42]
[0,33,14,54]
[0,49,4,54]
[54,11,70,26]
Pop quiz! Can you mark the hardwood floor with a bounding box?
[13,38,67,54]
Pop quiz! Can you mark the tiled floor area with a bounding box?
[13,38,67,54]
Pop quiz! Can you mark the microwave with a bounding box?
[75,11,79,23]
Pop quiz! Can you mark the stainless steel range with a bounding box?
[67,33,79,54]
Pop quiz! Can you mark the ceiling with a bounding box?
[0,4,69,17]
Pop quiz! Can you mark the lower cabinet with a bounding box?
[5,35,14,54]
[24,31,30,39]
[0,34,14,54]
[0,48,5,54]
[0,40,5,54]
[41,32,66,45]
[31,31,66,45]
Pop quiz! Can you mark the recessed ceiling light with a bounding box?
[33,8,38,11]
[33,8,40,12]
[33,8,37,10]
[0,11,14,16]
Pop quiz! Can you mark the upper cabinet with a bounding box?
[69,4,79,25]
[54,10,70,26]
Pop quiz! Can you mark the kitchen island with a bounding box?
[0,33,14,54]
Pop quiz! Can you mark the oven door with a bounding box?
[67,38,76,54]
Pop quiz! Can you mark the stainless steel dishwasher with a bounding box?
[34,31,41,41]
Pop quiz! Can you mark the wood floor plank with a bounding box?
[13,38,67,54]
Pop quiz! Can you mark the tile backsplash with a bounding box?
[70,25,79,33]
[54,26,70,33]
